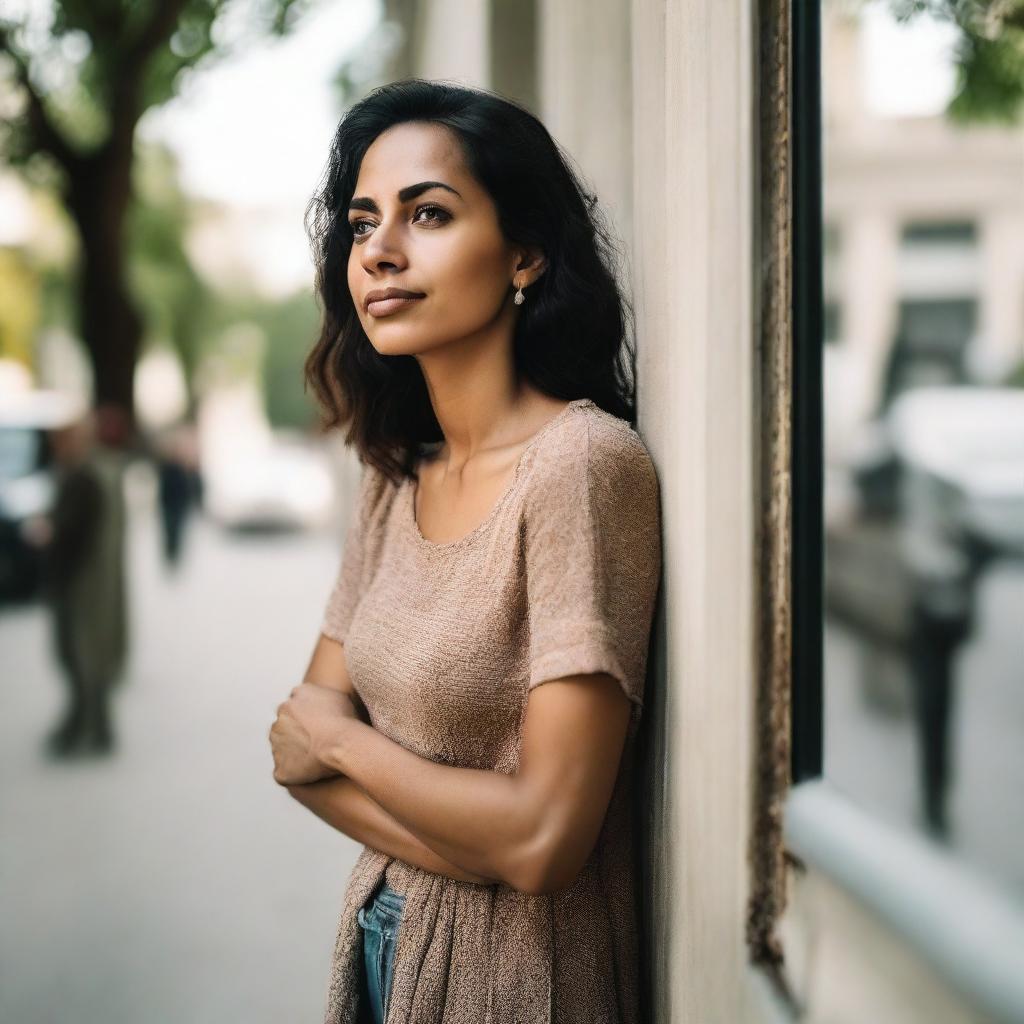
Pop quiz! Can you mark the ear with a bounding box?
[511,247,547,285]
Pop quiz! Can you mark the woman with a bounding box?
[269,79,662,1024]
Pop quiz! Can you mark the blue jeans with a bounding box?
[356,883,406,1024]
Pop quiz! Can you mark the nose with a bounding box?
[357,215,409,276]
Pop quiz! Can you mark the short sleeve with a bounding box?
[320,462,379,645]
[522,417,662,714]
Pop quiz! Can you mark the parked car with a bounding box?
[202,435,337,533]
[887,386,1024,558]
[825,384,1024,695]
[0,390,83,602]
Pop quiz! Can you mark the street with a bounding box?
[0,476,361,1023]
[825,555,1024,896]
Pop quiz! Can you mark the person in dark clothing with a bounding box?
[155,423,202,571]
[36,412,128,757]
[157,453,192,568]
[905,526,994,838]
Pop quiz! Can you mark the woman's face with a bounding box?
[346,121,523,356]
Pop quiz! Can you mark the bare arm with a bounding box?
[301,631,369,720]
[288,634,497,885]
[286,774,496,884]
[317,672,633,896]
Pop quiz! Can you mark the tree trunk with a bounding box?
[67,142,143,429]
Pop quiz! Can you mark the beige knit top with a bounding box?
[318,397,662,1024]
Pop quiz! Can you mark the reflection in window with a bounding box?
[820,1,1024,898]
[878,298,976,407]
[900,220,977,246]
[823,301,842,345]
[823,222,841,346]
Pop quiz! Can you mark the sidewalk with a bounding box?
[0,483,361,1023]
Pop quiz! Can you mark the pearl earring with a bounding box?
[514,277,525,305]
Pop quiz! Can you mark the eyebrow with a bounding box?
[348,181,463,214]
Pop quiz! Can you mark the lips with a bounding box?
[364,288,426,317]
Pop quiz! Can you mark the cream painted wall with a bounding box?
[537,0,634,272]
[411,0,489,86]
[631,1,759,1020]
[979,210,1024,379]
[834,212,899,429]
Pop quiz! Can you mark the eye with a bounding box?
[413,204,451,226]
[347,204,451,243]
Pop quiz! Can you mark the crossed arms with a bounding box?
[277,632,632,896]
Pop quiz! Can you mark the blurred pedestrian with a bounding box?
[156,425,199,571]
[38,408,129,756]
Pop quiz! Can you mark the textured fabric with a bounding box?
[318,398,662,1024]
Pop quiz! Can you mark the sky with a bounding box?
[861,4,958,118]
[135,0,380,294]
[138,0,381,209]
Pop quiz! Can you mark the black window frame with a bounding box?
[791,0,824,784]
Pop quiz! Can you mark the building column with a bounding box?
[632,1,760,1020]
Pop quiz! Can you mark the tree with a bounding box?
[0,0,320,430]
[129,141,212,419]
[887,0,1024,123]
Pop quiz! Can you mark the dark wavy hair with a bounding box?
[303,77,636,484]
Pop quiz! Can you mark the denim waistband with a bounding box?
[373,882,406,916]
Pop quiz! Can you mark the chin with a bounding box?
[365,325,419,351]
[367,325,456,358]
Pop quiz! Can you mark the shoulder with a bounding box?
[354,459,404,528]
[528,402,659,500]
[521,403,660,536]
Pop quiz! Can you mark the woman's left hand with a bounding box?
[269,683,358,786]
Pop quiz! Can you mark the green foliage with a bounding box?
[258,289,322,430]
[207,288,322,430]
[1005,357,1024,387]
[948,22,1024,121]
[0,0,325,413]
[0,250,40,364]
[886,0,1024,123]
[126,142,212,403]
[0,0,325,160]
[37,259,75,332]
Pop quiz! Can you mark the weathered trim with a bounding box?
[747,0,797,1007]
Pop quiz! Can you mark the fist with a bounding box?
[269,683,359,786]
[269,709,335,786]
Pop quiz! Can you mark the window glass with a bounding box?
[821,0,1024,897]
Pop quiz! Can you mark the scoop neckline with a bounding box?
[404,398,594,551]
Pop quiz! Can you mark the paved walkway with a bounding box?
[1,478,360,1023]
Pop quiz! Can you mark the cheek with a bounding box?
[346,224,511,336]
[428,230,510,306]
[346,250,360,297]
[347,252,371,330]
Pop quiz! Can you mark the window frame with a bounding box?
[791,0,824,785]
[786,5,1024,1021]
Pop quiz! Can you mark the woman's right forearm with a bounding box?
[286,776,498,886]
